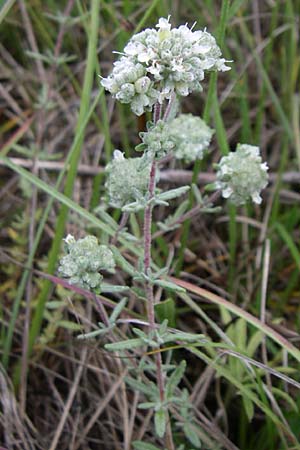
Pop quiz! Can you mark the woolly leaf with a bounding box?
[109,297,127,324]
[166,360,186,398]
[183,423,201,448]
[154,408,166,438]
[156,186,190,202]
[105,338,144,351]
[154,279,186,292]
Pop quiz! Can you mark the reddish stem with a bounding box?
[143,102,175,449]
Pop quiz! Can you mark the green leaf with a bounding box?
[156,186,190,202]
[246,330,263,357]
[109,297,127,324]
[94,206,119,230]
[154,279,186,293]
[46,300,65,309]
[57,320,82,331]
[228,0,245,18]
[275,222,300,271]
[166,360,186,398]
[241,394,254,422]
[133,442,161,450]
[125,377,158,398]
[135,143,146,152]
[138,402,156,410]
[155,298,176,327]
[183,423,201,448]
[271,387,299,413]
[154,408,166,438]
[105,338,144,351]
[101,284,129,293]
[122,201,145,212]
[110,246,137,276]
[164,332,206,344]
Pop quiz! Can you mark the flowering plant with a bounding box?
[59,16,268,450]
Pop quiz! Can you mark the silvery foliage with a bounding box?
[168,113,214,162]
[105,150,151,209]
[58,235,115,291]
[138,120,175,159]
[101,16,230,115]
[215,144,269,205]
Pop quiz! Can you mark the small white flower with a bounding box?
[63,234,76,245]
[113,150,125,160]
[156,16,172,32]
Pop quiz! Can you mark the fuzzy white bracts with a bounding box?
[105,150,151,208]
[168,114,214,162]
[138,120,175,159]
[215,144,269,205]
[58,235,115,291]
[101,16,230,115]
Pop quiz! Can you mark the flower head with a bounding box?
[168,114,214,162]
[101,17,230,115]
[138,120,175,159]
[58,235,115,291]
[215,144,269,205]
[105,151,151,208]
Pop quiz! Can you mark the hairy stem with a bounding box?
[143,102,175,450]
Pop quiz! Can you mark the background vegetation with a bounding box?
[0,0,299,449]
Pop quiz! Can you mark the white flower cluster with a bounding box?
[215,144,269,205]
[105,150,151,208]
[167,113,214,162]
[138,120,175,159]
[101,60,159,116]
[101,16,230,115]
[58,235,115,291]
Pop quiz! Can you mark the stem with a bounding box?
[143,102,175,450]
[143,160,156,328]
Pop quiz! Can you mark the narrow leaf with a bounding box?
[166,360,186,398]
[105,338,144,351]
[157,186,190,201]
[154,279,185,292]
[57,320,82,331]
[77,327,112,339]
[101,284,129,293]
[154,408,166,438]
[110,247,137,276]
[138,402,156,410]
[183,423,202,448]
[110,297,127,324]
[155,298,176,327]
[242,394,254,422]
[125,377,158,397]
